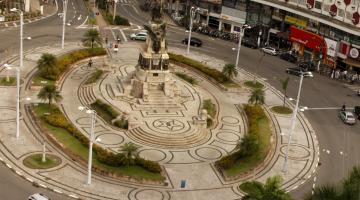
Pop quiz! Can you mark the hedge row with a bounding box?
[216,104,266,170]
[43,105,161,173]
[175,72,196,85]
[85,69,104,84]
[41,48,106,80]
[168,53,229,83]
[91,99,128,129]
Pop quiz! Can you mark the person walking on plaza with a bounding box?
[88,59,93,68]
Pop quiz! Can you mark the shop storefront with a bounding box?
[288,26,327,61]
[324,37,338,68]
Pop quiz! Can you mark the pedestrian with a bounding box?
[88,59,93,68]
[342,103,346,111]
[335,70,340,79]
[116,35,121,44]
[105,37,108,45]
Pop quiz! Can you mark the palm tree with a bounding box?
[37,85,63,106]
[240,176,292,200]
[119,142,139,166]
[235,134,258,157]
[340,166,360,200]
[222,63,238,80]
[37,53,58,79]
[248,88,265,105]
[82,29,101,49]
[304,185,339,200]
[279,77,290,107]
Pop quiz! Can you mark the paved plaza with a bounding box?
[0,42,319,200]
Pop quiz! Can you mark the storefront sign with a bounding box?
[324,38,338,57]
[285,16,307,28]
[289,26,327,56]
[220,14,245,24]
[337,41,350,59]
[350,47,359,58]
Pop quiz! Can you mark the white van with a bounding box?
[28,193,51,200]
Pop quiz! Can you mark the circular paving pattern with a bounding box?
[0,107,16,122]
[152,119,185,132]
[195,147,222,160]
[137,149,167,162]
[95,133,124,146]
[280,144,310,159]
[23,154,62,169]
[216,131,241,142]
[221,116,240,124]
[135,189,164,200]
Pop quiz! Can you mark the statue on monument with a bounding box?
[150,0,163,23]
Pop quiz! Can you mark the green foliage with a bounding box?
[169,53,230,84]
[119,142,139,166]
[114,117,128,129]
[37,104,161,175]
[175,72,197,85]
[222,63,238,80]
[271,106,293,115]
[37,53,59,80]
[82,29,102,49]
[248,88,265,105]
[114,15,130,26]
[37,85,63,106]
[0,77,16,86]
[244,81,264,89]
[240,176,292,200]
[216,104,271,175]
[23,154,61,169]
[135,157,162,173]
[91,99,119,119]
[37,48,106,81]
[279,77,290,107]
[85,69,104,84]
[202,99,216,118]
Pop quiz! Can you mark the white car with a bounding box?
[130,32,148,41]
[28,193,51,200]
[261,47,278,55]
[339,111,356,125]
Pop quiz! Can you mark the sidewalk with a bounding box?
[0,42,319,200]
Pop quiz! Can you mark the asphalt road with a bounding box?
[0,0,359,199]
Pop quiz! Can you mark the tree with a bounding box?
[248,88,265,105]
[37,53,59,80]
[82,29,101,49]
[119,142,139,166]
[222,63,238,80]
[240,176,292,200]
[279,77,290,107]
[235,134,259,158]
[37,85,63,106]
[304,185,340,200]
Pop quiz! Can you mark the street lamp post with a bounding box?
[61,0,68,49]
[282,73,304,173]
[186,7,199,54]
[10,8,23,139]
[78,106,96,185]
[235,24,251,68]
[113,0,118,22]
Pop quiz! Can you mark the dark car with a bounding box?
[285,67,313,77]
[280,52,297,63]
[354,106,360,120]
[298,62,316,71]
[182,37,202,47]
[241,39,258,49]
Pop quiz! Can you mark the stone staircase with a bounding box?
[126,125,210,149]
[133,87,183,110]
[79,85,96,105]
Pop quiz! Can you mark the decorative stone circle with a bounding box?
[221,116,240,124]
[152,119,185,132]
[216,131,240,142]
[195,147,222,160]
[138,149,167,162]
[23,154,62,169]
[279,145,310,159]
[95,133,124,146]
[135,189,164,200]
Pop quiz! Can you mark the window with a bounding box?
[315,1,322,9]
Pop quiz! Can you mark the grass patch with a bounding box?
[175,72,196,85]
[0,77,16,86]
[33,103,163,181]
[271,106,293,114]
[169,53,232,84]
[23,154,61,169]
[244,81,264,89]
[32,74,55,86]
[85,69,104,84]
[216,104,271,176]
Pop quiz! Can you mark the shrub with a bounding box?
[206,118,213,128]
[203,99,216,118]
[135,157,162,173]
[114,15,130,26]
[85,69,104,84]
[114,117,128,129]
[91,99,119,119]
[168,53,229,83]
[175,72,197,85]
[216,155,236,170]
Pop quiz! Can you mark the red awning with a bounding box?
[289,26,327,56]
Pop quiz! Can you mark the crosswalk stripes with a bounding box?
[119,0,129,3]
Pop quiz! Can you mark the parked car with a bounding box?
[261,47,278,55]
[28,193,51,200]
[339,111,356,125]
[130,32,147,41]
[182,37,202,47]
[285,67,313,77]
[280,52,297,63]
[298,62,316,71]
[354,106,360,120]
[242,39,258,49]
